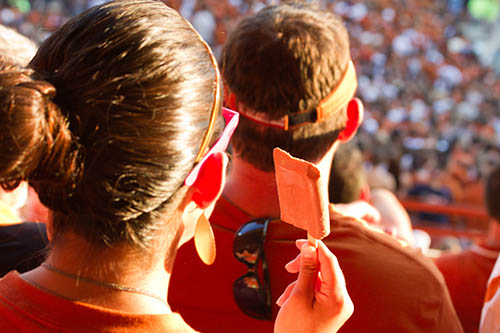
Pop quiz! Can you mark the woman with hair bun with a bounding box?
[0,1,352,331]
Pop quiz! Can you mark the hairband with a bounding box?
[185,20,222,164]
[182,18,239,187]
[235,60,357,130]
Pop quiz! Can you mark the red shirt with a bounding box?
[435,244,500,333]
[0,272,196,332]
[170,196,463,333]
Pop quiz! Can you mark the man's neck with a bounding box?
[223,157,281,218]
[224,143,338,220]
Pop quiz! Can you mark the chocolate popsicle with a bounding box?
[273,148,330,246]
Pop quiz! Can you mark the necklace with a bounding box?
[40,263,169,307]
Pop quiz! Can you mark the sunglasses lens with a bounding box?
[233,273,271,320]
[233,221,265,265]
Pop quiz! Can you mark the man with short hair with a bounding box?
[329,143,415,245]
[436,165,500,332]
[329,143,369,205]
[170,3,462,332]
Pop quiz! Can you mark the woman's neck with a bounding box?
[22,231,172,314]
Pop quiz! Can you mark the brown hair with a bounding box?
[329,143,367,204]
[486,164,500,222]
[0,0,222,247]
[221,2,350,171]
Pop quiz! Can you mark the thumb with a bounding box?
[293,243,319,302]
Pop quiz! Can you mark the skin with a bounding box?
[275,240,353,333]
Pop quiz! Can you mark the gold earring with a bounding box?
[194,213,216,265]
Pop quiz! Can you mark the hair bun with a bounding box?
[0,62,82,196]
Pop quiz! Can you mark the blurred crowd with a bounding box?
[1,0,499,208]
[334,0,500,209]
[0,0,91,43]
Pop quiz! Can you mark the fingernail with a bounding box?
[276,294,284,307]
[301,244,315,260]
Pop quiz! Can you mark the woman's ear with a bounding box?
[337,97,364,143]
[191,152,228,209]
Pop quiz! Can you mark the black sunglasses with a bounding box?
[232,218,272,320]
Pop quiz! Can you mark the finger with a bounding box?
[360,208,380,224]
[315,240,347,305]
[383,226,397,237]
[276,281,297,307]
[362,213,379,225]
[285,254,301,273]
[367,207,381,224]
[291,243,319,303]
[295,239,308,250]
[315,272,323,292]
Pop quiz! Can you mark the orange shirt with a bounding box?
[170,196,463,333]
[0,272,197,332]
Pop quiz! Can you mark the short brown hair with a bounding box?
[329,143,366,204]
[486,164,500,222]
[221,2,350,171]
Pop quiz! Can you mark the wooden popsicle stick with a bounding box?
[307,233,319,248]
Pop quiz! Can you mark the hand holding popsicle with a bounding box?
[273,148,353,332]
[274,240,353,333]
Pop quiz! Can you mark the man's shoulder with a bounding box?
[263,212,461,332]
[264,210,445,285]
[328,213,441,274]
[326,214,463,331]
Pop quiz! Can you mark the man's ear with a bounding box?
[337,97,364,143]
[191,152,228,209]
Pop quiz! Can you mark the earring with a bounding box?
[194,213,216,265]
